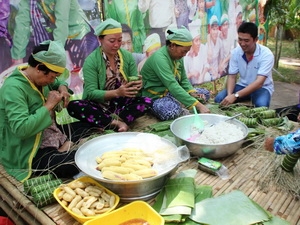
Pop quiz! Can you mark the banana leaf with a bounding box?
[190,190,272,225]
[164,184,213,224]
[160,170,197,215]
[277,116,294,131]
[194,185,213,202]
[165,170,197,208]
[152,169,197,220]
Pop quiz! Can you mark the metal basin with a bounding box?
[75,132,189,202]
[170,114,248,159]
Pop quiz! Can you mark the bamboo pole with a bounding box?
[0,177,56,225]
[0,198,28,225]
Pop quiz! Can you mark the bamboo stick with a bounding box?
[252,190,267,207]
[278,195,294,217]
[0,177,56,225]
[262,191,279,210]
[270,192,289,214]
[283,196,300,222]
[0,198,28,225]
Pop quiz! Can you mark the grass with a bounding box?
[267,38,300,58]
[266,38,300,84]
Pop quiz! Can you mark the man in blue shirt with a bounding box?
[214,22,274,107]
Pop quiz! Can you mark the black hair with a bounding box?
[121,24,132,38]
[27,43,56,75]
[165,30,182,47]
[166,30,173,46]
[237,22,258,39]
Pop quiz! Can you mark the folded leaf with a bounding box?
[165,170,197,208]
[158,169,197,216]
[165,177,195,208]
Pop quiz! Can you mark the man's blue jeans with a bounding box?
[214,84,271,107]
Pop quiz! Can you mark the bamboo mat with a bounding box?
[0,115,299,225]
[1,147,299,225]
[177,149,300,225]
[0,165,57,225]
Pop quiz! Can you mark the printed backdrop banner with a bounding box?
[0,0,268,89]
[103,0,268,85]
[0,0,102,90]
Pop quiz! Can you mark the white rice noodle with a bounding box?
[195,121,244,144]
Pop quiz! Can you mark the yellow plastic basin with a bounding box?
[83,200,164,225]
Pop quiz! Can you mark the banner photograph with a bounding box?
[1,0,268,88]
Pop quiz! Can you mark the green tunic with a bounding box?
[82,47,138,102]
[0,66,68,182]
[141,46,198,109]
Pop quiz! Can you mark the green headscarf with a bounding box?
[166,26,193,47]
[94,18,122,36]
[32,40,66,73]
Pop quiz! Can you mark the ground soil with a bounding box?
[272,57,300,108]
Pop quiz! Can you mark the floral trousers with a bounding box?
[67,96,153,129]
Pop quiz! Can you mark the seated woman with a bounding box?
[0,40,94,182]
[140,26,210,121]
[67,18,152,132]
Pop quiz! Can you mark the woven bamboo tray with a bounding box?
[0,115,299,225]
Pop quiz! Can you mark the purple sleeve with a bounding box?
[0,0,10,38]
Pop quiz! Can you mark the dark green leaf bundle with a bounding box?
[238,117,258,128]
[33,187,57,208]
[23,174,54,193]
[260,118,284,127]
[24,174,62,208]
[30,179,62,196]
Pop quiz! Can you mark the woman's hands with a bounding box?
[44,85,71,111]
[195,102,210,113]
[44,90,64,111]
[58,85,71,107]
[190,92,206,102]
[116,75,142,98]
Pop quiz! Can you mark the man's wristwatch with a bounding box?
[234,92,239,98]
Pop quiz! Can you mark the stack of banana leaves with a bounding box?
[152,169,289,225]
[208,104,295,140]
[144,120,175,138]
